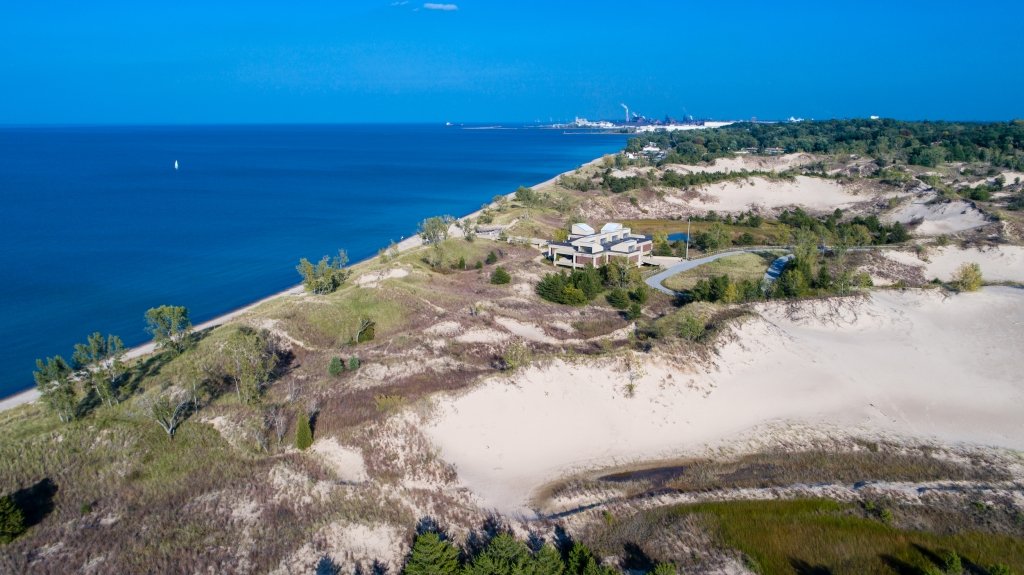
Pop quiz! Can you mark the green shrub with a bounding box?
[941,550,962,574]
[988,564,1011,575]
[0,495,26,544]
[606,288,630,309]
[630,284,649,304]
[485,251,498,265]
[679,314,705,342]
[626,302,643,320]
[951,262,983,292]
[295,414,313,450]
[475,260,483,270]
[490,266,511,285]
[348,357,360,371]
[458,256,466,270]
[328,357,344,377]
[652,563,677,575]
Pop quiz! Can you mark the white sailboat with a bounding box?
[174,160,179,170]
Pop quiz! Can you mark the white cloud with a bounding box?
[423,3,458,10]
[390,1,408,5]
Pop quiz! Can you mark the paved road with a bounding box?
[645,249,792,296]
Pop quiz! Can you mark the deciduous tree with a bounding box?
[145,305,193,355]
[32,356,76,423]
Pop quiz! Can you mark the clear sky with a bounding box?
[2,0,1022,124]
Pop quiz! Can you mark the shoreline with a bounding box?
[0,155,609,413]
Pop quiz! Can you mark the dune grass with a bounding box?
[662,252,776,291]
[672,499,1024,575]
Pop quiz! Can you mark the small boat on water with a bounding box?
[174,160,179,170]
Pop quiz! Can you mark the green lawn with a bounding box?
[662,252,775,291]
[621,218,792,247]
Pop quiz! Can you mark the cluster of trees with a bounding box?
[31,304,289,442]
[660,168,791,189]
[296,250,351,295]
[778,207,909,246]
[691,275,764,304]
[602,174,647,194]
[33,305,193,423]
[536,259,642,307]
[403,530,676,575]
[627,119,1024,170]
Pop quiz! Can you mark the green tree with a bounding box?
[295,413,313,450]
[491,266,512,285]
[419,215,453,245]
[464,533,533,575]
[145,305,193,355]
[626,302,643,320]
[404,532,460,575]
[514,185,541,207]
[222,327,278,404]
[532,544,565,575]
[486,251,499,265]
[951,262,983,292]
[652,564,677,575]
[72,332,126,406]
[348,356,360,371]
[296,250,351,295]
[33,356,77,423]
[0,495,25,544]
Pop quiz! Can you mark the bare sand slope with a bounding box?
[664,153,820,175]
[884,245,1024,283]
[677,175,877,214]
[884,194,988,235]
[423,287,1024,513]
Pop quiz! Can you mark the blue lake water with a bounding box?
[0,124,628,398]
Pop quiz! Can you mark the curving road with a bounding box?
[645,249,792,296]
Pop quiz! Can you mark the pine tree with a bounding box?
[295,413,313,450]
[490,266,511,285]
[0,495,25,544]
[403,532,460,575]
[464,533,532,575]
[531,544,565,575]
[328,357,344,376]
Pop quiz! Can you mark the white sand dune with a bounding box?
[665,153,819,175]
[685,175,875,214]
[885,194,988,235]
[424,287,1024,513]
[884,245,1024,283]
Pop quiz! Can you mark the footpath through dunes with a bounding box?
[421,286,1024,514]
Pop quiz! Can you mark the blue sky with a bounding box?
[2,1,1022,123]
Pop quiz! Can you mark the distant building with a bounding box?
[546,223,653,269]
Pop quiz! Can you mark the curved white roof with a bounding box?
[600,222,623,233]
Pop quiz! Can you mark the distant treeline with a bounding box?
[627,119,1024,169]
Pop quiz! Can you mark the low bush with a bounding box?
[328,357,344,377]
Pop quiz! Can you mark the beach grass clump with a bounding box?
[583,499,1024,575]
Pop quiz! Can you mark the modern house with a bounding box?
[547,223,653,269]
